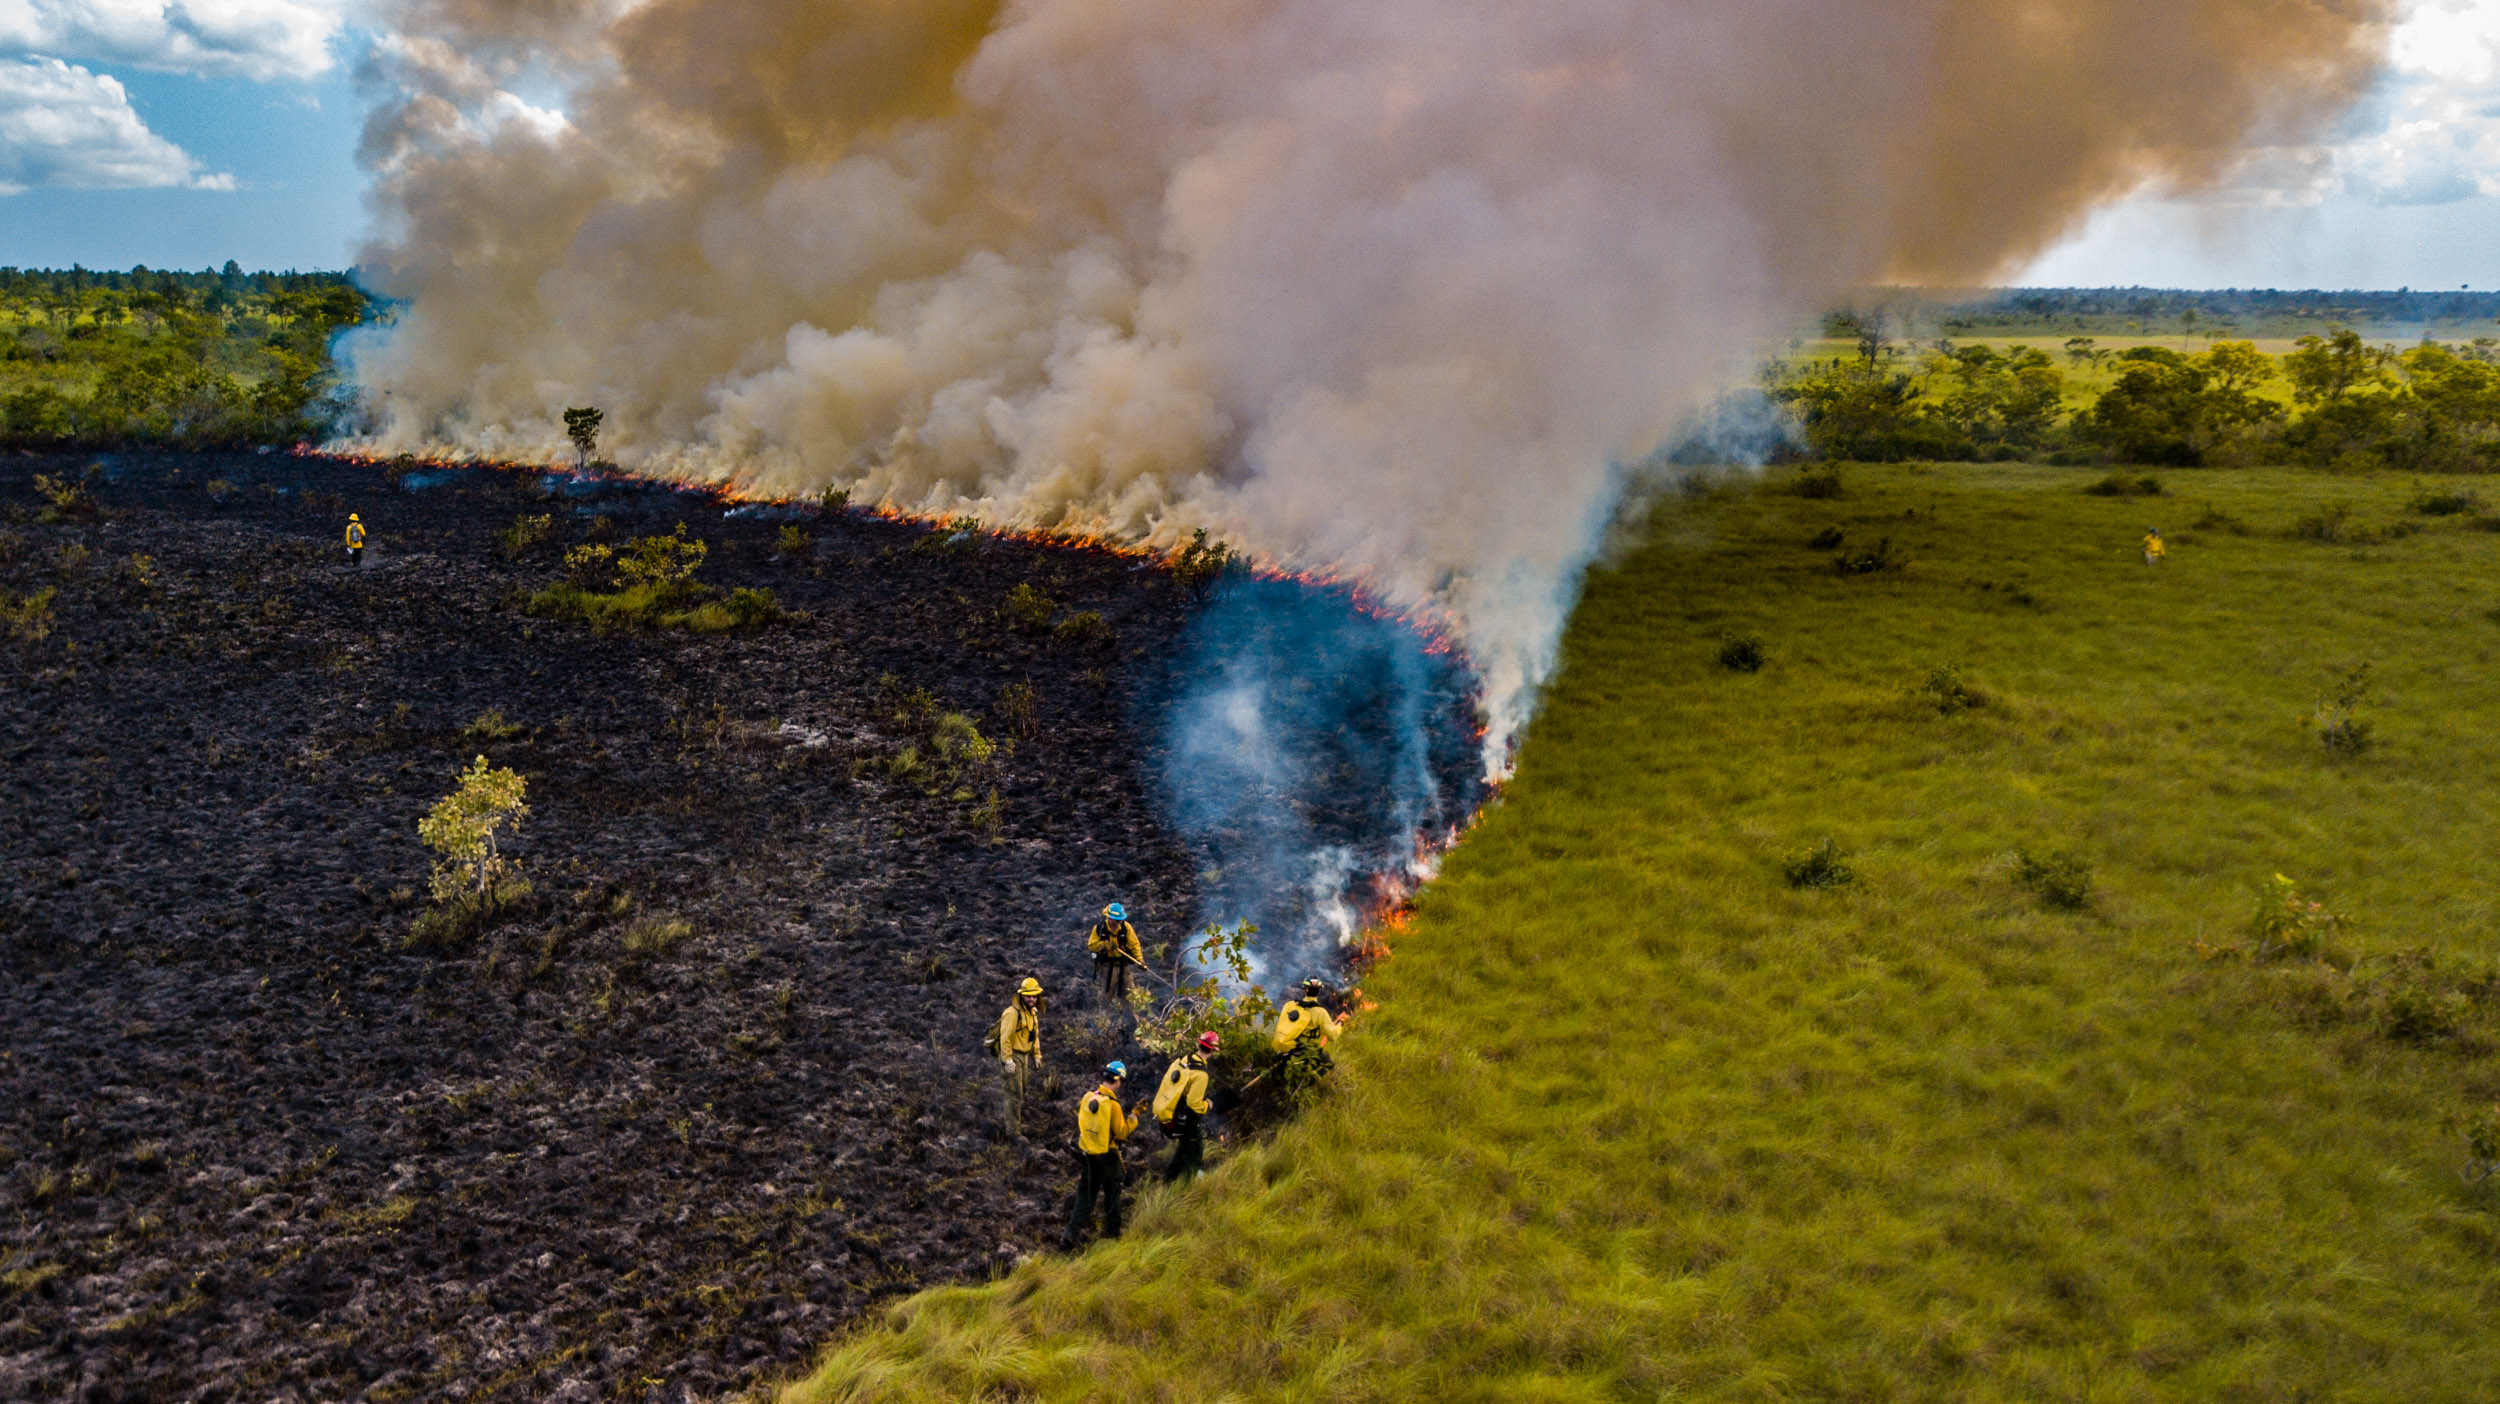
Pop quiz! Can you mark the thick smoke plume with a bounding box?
[348,0,2393,770]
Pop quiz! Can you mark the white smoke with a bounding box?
[344,0,2395,771]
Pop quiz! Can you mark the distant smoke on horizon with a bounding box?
[344,0,2396,770]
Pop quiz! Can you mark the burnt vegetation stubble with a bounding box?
[0,452,1223,1402]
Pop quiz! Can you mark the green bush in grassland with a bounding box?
[784,464,2500,1403]
[523,524,789,632]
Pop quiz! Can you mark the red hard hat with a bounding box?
[1196,1031,1220,1052]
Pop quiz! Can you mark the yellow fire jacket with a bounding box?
[1153,1054,1211,1124]
[1076,1083,1136,1154]
[1086,919,1142,964]
[345,520,366,549]
[1271,1000,1344,1054]
[996,1000,1040,1062]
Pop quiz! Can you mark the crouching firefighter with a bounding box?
[989,977,1044,1138]
[1271,978,1346,1090]
[1087,902,1144,1001]
[1154,1032,1219,1182]
[1064,1061,1136,1248]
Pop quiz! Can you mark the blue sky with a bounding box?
[0,2,2493,286]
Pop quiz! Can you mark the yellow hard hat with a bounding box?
[349,513,361,521]
[1018,977,1043,997]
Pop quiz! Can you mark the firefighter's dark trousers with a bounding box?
[1095,955,1131,1001]
[1064,1150,1124,1246]
[1161,1114,1204,1182]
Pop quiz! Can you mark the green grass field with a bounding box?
[781,464,2500,1402]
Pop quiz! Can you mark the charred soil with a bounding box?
[0,452,1221,1402]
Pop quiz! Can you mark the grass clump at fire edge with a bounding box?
[524,523,790,633]
[780,463,2500,1402]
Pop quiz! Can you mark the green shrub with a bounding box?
[2014,849,2093,911]
[1783,838,1854,890]
[613,523,706,587]
[1806,526,1844,550]
[2409,487,2483,517]
[31,470,98,523]
[1919,663,1987,715]
[998,680,1039,738]
[2249,874,2346,962]
[2381,987,2469,1044]
[1055,610,1112,644]
[1,585,56,642]
[2456,1104,2500,1180]
[775,523,811,557]
[497,512,556,558]
[725,586,784,626]
[2190,507,2250,534]
[620,913,692,962]
[2314,662,2373,756]
[1716,633,1765,672]
[461,708,525,742]
[1003,582,1056,630]
[1793,467,1846,499]
[1834,537,1905,575]
[2293,500,2365,543]
[2084,472,2164,497]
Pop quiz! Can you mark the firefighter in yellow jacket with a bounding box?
[994,977,1043,1138]
[1154,1032,1218,1182]
[345,513,366,566]
[1271,979,1345,1054]
[2142,527,2165,566]
[1063,1062,1136,1247]
[1086,902,1143,1001]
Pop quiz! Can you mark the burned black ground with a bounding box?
[0,452,1223,1402]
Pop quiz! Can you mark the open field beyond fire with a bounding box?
[789,463,2500,1402]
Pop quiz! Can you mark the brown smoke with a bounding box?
[346,0,2393,763]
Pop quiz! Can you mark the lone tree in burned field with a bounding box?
[412,754,531,945]
[562,405,603,469]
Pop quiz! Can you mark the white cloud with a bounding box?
[0,54,227,191]
[0,0,348,82]
[2020,0,2500,286]
[2336,0,2500,204]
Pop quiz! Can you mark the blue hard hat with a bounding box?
[1105,1061,1127,1079]
[1104,902,1127,921]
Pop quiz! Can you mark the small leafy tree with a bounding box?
[1172,528,1237,599]
[419,755,529,902]
[562,406,603,469]
[1129,921,1279,1085]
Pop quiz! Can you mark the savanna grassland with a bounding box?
[782,463,2500,1402]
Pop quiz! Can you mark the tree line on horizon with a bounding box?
[1772,319,2500,472]
[0,263,371,450]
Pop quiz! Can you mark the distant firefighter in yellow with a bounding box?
[345,513,366,566]
[1086,902,1143,1001]
[2143,527,2165,566]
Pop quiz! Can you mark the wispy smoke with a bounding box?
[347,0,2395,769]
[1152,576,1481,978]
